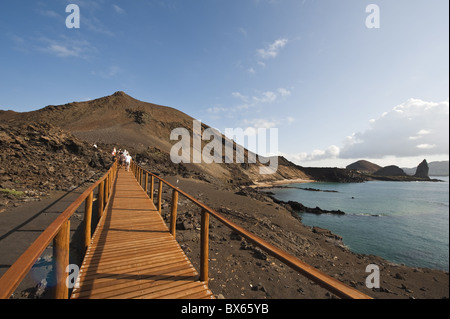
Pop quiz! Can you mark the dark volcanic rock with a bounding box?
[0,122,112,208]
[414,160,430,179]
[270,197,345,216]
[301,167,368,183]
[373,165,407,177]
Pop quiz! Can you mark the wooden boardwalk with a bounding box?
[71,169,214,299]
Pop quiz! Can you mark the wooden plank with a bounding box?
[71,169,213,299]
[135,281,211,299]
[73,268,197,298]
[79,256,191,277]
[83,272,200,299]
[76,263,198,293]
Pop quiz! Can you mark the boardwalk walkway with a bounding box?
[71,169,214,299]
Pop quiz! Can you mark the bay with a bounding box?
[267,176,449,271]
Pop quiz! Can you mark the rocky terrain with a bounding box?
[0,122,112,212]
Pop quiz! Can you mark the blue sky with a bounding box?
[1,0,448,168]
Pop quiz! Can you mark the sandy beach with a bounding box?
[249,178,316,189]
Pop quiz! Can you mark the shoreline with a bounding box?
[249,178,316,189]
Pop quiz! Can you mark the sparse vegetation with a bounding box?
[0,188,24,197]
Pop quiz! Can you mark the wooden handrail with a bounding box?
[0,161,118,299]
[131,161,372,300]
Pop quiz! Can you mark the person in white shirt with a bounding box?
[125,154,132,172]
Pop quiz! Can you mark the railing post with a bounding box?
[150,176,154,201]
[144,173,148,193]
[53,220,70,299]
[200,209,210,283]
[108,175,111,200]
[84,192,93,251]
[104,177,108,206]
[158,180,163,214]
[98,181,104,219]
[170,190,179,237]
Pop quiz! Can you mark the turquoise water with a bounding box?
[267,177,449,271]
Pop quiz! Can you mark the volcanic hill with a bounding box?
[346,160,382,174]
[0,91,367,187]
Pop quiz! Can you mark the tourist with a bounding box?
[125,153,132,172]
[119,150,126,168]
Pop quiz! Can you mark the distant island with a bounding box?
[346,159,448,182]
[403,161,449,177]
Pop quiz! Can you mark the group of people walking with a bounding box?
[112,148,132,171]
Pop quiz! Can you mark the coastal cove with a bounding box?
[265,177,449,272]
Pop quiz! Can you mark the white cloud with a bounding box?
[417,129,432,135]
[340,98,449,158]
[38,9,62,19]
[409,129,433,140]
[39,37,96,59]
[286,116,295,124]
[416,144,437,150]
[232,88,291,109]
[112,4,126,14]
[208,88,293,124]
[83,16,115,37]
[242,118,279,129]
[47,44,79,57]
[243,37,287,74]
[289,145,340,162]
[257,38,288,59]
[227,88,291,112]
[283,98,449,167]
[257,61,266,68]
[253,91,277,104]
[230,90,277,111]
[237,27,247,37]
[277,88,291,97]
[207,106,228,114]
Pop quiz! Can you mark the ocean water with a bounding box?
[267,177,449,271]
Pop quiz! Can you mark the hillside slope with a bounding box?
[0,91,314,187]
[346,160,382,174]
